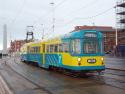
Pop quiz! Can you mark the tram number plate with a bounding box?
[87,59,96,63]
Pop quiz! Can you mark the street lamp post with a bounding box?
[114,4,118,56]
[41,24,44,39]
[50,1,55,32]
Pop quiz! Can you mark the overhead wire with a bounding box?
[52,0,100,26]
[42,0,99,38]
[32,0,69,39]
[56,6,114,28]
[32,0,68,26]
[0,0,26,28]
[8,0,27,41]
[65,0,100,16]
[45,1,115,39]
[34,0,98,39]
[9,0,27,25]
[47,6,114,39]
[55,0,68,8]
[46,7,114,40]
[45,0,103,38]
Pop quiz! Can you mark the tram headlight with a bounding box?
[101,57,104,61]
[78,58,81,62]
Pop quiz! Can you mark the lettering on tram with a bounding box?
[84,33,97,38]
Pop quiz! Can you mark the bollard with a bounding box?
[4,61,7,65]
[14,58,15,63]
[0,53,2,59]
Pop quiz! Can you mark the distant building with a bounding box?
[9,39,36,54]
[74,25,116,52]
[10,40,26,53]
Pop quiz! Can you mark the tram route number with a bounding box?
[87,59,96,63]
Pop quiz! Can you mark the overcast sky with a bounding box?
[0,0,116,50]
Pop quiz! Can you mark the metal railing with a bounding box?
[117,0,125,5]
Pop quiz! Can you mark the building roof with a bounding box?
[74,26,115,32]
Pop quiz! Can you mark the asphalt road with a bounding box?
[0,56,125,94]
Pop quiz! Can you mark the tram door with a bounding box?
[42,44,45,64]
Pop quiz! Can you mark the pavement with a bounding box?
[0,74,13,94]
[105,55,125,71]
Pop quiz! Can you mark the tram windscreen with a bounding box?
[83,33,99,54]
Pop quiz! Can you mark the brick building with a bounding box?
[10,39,36,54]
[74,25,116,52]
[10,40,26,53]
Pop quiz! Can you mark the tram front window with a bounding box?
[83,33,99,54]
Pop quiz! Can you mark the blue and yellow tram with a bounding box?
[20,30,105,72]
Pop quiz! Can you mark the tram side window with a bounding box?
[30,47,33,53]
[30,48,32,53]
[71,39,81,54]
[59,44,63,52]
[33,47,37,53]
[37,47,39,53]
[38,47,41,53]
[34,46,40,53]
[29,48,30,53]
[54,44,58,52]
[46,45,49,53]
[35,47,37,53]
[63,43,69,52]
[27,46,30,53]
[50,45,54,52]
[33,47,36,53]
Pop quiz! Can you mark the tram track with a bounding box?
[106,67,125,72]
[104,69,125,76]
[90,70,125,90]
[1,59,53,94]
[4,57,125,91]
[54,67,125,90]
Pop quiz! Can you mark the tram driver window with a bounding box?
[83,39,98,54]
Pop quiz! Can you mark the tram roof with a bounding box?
[61,30,101,39]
